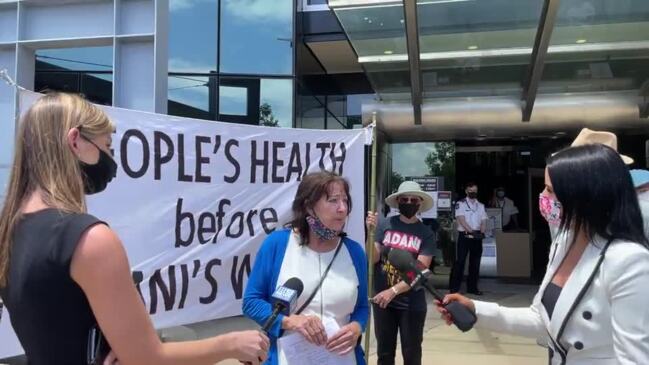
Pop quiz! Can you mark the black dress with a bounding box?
[0,209,104,365]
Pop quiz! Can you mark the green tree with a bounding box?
[390,171,404,193]
[425,142,455,191]
[260,102,279,127]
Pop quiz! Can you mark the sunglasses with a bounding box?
[398,197,421,204]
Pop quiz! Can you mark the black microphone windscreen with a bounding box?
[387,249,417,272]
[283,277,304,297]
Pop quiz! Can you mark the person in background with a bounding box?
[243,171,369,365]
[630,169,649,239]
[371,181,435,365]
[448,182,487,295]
[0,93,268,365]
[437,144,649,364]
[488,187,519,231]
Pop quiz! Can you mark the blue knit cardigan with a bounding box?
[242,229,369,365]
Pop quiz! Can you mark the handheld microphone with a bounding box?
[387,249,477,332]
[261,277,304,333]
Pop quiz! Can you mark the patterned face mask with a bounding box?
[539,193,562,226]
[306,215,341,241]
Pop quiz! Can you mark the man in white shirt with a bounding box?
[449,182,488,295]
[630,169,649,239]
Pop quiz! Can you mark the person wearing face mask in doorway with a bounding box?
[370,181,436,365]
[489,187,519,231]
[448,182,488,295]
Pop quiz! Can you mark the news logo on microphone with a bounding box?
[271,285,299,315]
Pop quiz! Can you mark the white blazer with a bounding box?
[473,233,649,364]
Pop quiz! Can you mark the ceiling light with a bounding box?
[576,39,587,44]
[467,45,478,50]
[384,50,394,55]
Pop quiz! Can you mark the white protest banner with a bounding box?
[0,90,368,359]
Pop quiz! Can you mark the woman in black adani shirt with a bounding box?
[369,181,436,365]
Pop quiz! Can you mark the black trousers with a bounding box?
[373,304,427,365]
[448,233,483,293]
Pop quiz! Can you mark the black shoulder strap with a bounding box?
[296,240,344,315]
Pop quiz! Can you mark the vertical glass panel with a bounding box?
[168,75,216,120]
[35,47,113,105]
[220,0,293,75]
[260,78,293,127]
[297,94,325,129]
[392,142,455,192]
[219,85,248,116]
[326,95,347,129]
[169,0,218,73]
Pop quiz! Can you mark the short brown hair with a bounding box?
[285,171,352,246]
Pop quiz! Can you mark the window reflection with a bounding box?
[297,95,325,129]
[35,47,113,105]
[168,75,216,120]
[220,0,293,75]
[260,79,293,128]
[168,0,218,73]
[217,77,293,127]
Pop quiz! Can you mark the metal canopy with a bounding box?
[329,0,649,128]
[403,0,422,125]
[522,0,559,122]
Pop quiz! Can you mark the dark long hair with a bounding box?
[285,171,352,246]
[547,144,648,248]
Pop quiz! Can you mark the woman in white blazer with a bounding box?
[437,144,649,365]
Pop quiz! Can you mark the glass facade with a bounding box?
[539,0,649,95]
[34,47,114,105]
[168,0,295,127]
[220,0,293,75]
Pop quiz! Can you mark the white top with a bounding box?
[494,197,519,226]
[276,231,359,330]
[455,198,488,231]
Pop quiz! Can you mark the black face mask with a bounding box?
[80,140,117,195]
[398,203,419,219]
[467,192,478,199]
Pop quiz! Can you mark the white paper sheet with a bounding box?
[277,317,355,365]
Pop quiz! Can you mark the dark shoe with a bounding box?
[467,290,483,296]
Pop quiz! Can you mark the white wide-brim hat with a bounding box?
[385,181,434,213]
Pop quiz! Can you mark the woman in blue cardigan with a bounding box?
[243,171,369,365]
